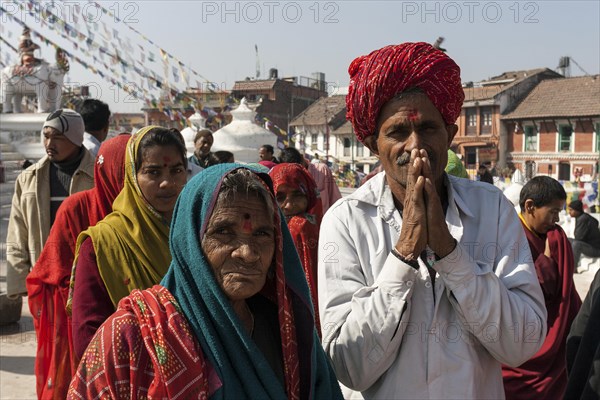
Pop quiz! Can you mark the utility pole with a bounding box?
[255,44,260,79]
[351,131,355,169]
[288,96,294,146]
[325,108,330,160]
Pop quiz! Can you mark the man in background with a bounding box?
[188,129,214,168]
[478,163,494,184]
[259,144,279,163]
[568,199,600,270]
[6,109,94,300]
[502,176,581,398]
[79,99,111,157]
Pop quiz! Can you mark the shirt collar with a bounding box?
[349,171,473,239]
[84,132,101,146]
[445,174,475,218]
[353,171,474,215]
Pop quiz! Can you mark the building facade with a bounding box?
[231,71,327,133]
[453,69,563,171]
[289,95,377,173]
[502,75,600,181]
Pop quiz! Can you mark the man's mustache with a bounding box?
[396,153,411,166]
[395,152,435,167]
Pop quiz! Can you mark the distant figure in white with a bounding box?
[1,28,69,113]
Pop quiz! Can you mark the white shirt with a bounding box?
[82,132,101,158]
[318,172,547,399]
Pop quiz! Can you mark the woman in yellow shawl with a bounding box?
[69,126,188,360]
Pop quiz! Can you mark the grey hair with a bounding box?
[218,168,275,217]
[390,86,426,102]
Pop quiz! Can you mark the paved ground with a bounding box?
[0,159,38,399]
[0,300,37,399]
[0,184,597,399]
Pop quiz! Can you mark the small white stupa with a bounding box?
[180,111,207,157]
[212,98,277,163]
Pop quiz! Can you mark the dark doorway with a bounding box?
[558,163,570,181]
[465,148,477,169]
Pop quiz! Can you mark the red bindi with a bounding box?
[408,109,419,122]
[242,214,252,232]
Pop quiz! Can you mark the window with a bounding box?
[480,107,492,134]
[356,142,364,157]
[343,138,351,157]
[524,126,537,152]
[465,108,477,136]
[558,162,570,181]
[311,133,318,151]
[466,109,477,126]
[596,123,600,152]
[465,148,476,168]
[559,125,572,151]
[525,161,536,180]
[480,107,492,126]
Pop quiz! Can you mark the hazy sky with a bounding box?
[1,1,599,113]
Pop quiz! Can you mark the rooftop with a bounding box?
[289,95,346,127]
[503,75,600,119]
[462,68,562,102]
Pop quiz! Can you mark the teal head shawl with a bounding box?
[161,163,342,399]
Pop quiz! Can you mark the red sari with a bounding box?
[502,217,582,399]
[68,286,221,399]
[270,163,323,334]
[26,134,129,399]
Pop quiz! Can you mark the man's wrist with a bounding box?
[391,248,420,270]
[434,238,457,259]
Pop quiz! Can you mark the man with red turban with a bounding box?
[318,42,547,399]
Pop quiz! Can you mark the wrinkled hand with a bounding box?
[421,152,456,258]
[396,149,428,261]
[424,179,456,258]
[395,149,456,262]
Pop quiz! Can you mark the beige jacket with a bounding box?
[6,150,95,297]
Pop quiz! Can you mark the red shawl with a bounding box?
[67,286,221,399]
[270,163,323,334]
[26,134,130,399]
[502,219,582,399]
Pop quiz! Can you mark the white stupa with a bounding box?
[180,112,207,157]
[212,98,277,163]
[0,113,48,159]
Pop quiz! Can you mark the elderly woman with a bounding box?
[68,164,342,399]
[69,126,188,361]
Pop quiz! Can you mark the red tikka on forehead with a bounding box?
[408,109,420,122]
[242,214,252,232]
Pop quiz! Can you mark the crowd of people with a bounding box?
[4,42,599,399]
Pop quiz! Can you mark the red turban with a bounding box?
[346,42,464,144]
